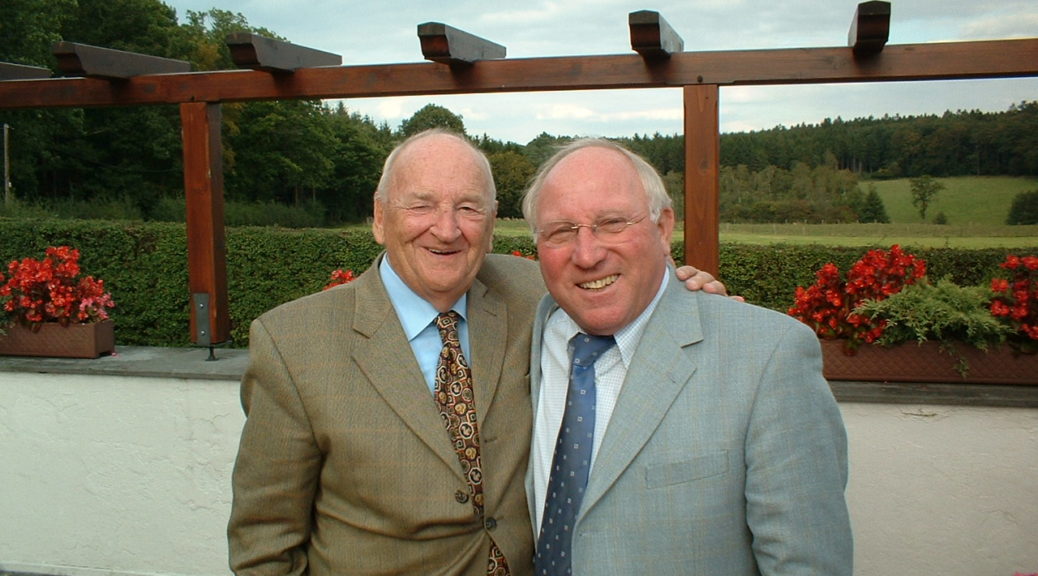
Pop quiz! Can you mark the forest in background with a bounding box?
[3,0,1038,227]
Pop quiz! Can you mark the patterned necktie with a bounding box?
[434,311,510,576]
[535,332,617,576]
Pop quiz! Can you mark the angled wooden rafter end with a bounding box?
[226,32,342,73]
[52,41,191,79]
[418,22,506,66]
[630,10,684,59]
[849,0,891,57]
[0,62,52,81]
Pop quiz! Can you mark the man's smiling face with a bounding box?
[373,133,496,312]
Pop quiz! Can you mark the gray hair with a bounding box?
[521,138,672,236]
[374,128,496,204]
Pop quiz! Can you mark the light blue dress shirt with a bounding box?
[379,255,471,393]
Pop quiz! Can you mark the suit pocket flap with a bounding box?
[645,451,729,488]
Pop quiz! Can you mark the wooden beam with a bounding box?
[52,41,190,79]
[418,22,506,65]
[4,38,1034,109]
[682,84,720,276]
[629,10,684,59]
[849,1,891,57]
[180,102,230,347]
[226,32,341,73]
[0,62,51,80]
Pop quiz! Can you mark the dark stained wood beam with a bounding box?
[418,22,506,66]
[180,102,230,346]
[52,41,190,79]
[849,1,891,57]
[4,38,1034,109]
[630,10,684,59]
[0,62,52,80]
[683,84,720,275]
[226,32,341,73]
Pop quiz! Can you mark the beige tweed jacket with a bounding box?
[229,253,543,575]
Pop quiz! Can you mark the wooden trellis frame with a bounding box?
[2,2,1036,346]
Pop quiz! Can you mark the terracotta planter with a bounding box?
[820,339,1038,385]
[0,320,115,359]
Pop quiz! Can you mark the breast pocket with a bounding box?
[644,451,729,488]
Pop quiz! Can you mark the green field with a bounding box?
[869,175,1038,226]
[495,176,1038,250]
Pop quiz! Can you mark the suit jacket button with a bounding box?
[455,490,469,503]
[484,517,497,531]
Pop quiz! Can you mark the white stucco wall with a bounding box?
[841,402,1038,576]
[1,368,1036,576]
[0,371,244,576]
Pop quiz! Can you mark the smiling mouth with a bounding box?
[429,248,460,256]
[579,274,618,290]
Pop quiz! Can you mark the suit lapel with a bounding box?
[466,276,506,421]
[528,297,557,418]
[349,257,462,479]
[580,283,704,515]
[526,296,558,526]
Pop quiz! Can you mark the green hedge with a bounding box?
[2,219,1034,348]
[0,220,382,347]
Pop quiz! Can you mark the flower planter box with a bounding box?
[820,339,1038,385]
[0,320,115,359]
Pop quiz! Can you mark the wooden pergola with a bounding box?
[2,1,1036,347]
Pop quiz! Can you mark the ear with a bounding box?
[486,200,499,252]
[372,201,386,245]
[656,208,676,255]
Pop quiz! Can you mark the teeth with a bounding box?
[580,274,618,290]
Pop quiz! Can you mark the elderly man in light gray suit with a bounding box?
[522,138,852,576]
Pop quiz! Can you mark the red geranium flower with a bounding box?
[990,254,1038,348]
[788,245,926,352]
[0,246,115,328]
[324,268,357,290]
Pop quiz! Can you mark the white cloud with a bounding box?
[374,99,409,121]
[536,103,598,120]
[961,13,1038,39]
[602,108,684,122]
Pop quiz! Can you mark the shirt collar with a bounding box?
[551,267,670,367]
[380,254,468,341]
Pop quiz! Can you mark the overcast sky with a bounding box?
[162,0,1038,144]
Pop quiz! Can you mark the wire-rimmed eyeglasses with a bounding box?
[536,214,647,247]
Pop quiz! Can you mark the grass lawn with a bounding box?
[868,175,1038,226]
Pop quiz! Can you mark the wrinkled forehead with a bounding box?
[539,153,645,213]
[389,139,493,202]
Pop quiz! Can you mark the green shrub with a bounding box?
[854,279,1010,349]
[1007,189,1038,225]
[2,219,1034,349]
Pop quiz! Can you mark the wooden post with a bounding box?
[682,84,721,276]
[180,102,230,347]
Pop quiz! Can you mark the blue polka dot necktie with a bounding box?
[535,332,616,576]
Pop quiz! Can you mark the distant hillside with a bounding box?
[717,102,1038,179]
[869,176,1038,226]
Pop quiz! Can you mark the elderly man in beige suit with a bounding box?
[227,129,723,576]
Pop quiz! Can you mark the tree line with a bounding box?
[3,0,1036,226]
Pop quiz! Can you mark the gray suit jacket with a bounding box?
[229,253,543,576]
[528,273,852,575]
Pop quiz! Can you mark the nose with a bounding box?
[570,226,606,268]
[430,207,462,241]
